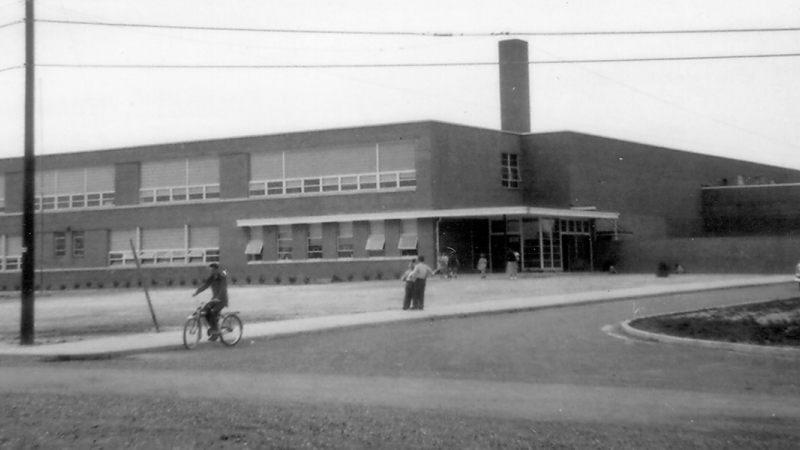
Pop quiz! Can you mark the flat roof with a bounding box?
[237,206,619,227]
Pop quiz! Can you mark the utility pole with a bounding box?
[21,0,36,345]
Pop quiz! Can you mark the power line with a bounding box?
[0,18,23,29]
[35,19,800,37]
[0,64,23,73]
[35,52,800,69]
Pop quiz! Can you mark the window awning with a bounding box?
[366,234,386,251]
[237,206,618,228]
[245,240,264,255]
[398,234,418,250]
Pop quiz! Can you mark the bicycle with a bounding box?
[183,300,243,350]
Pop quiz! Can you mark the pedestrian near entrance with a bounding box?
[506,249,519,280]
[401,259,417,310]
[477,253,488,278]
[410,256,434,310]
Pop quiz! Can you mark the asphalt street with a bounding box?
[4,283,799,428]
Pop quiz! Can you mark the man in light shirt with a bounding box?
[410,255,434,310]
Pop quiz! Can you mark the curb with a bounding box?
[620,320,800,358]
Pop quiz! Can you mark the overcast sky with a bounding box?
[1,0,799,170]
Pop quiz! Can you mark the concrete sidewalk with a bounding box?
[0,275,792,360]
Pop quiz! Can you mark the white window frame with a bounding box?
[501,153,521,189]
[337,222,354,259]
[307,223,323,259]
[277,225,293,260]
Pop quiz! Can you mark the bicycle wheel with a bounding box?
[219,314,243,346]
[183,316,202,350]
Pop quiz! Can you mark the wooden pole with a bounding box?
[20,0,36,345]
[130,239,160,333]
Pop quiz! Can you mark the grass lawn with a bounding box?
[630,297,800,347]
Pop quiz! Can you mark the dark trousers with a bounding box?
[413,279,427,309]
[403,281,415,309]
[201,301,225,331]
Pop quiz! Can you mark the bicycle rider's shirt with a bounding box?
[194,271,229,307]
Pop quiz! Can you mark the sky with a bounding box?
[1,0,799,170]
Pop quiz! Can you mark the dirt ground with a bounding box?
[0,273,768,343]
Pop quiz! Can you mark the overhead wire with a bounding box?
[33,19,800,37]
[34,52,800,69]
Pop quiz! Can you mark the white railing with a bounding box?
[34,191,115,211]
[108,248,219,266]
[249,170,415,198]
[139,184,221,204]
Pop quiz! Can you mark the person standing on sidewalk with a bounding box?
[506,248,519,280]
[410,256,434,310]
[193,262,229,341]
[477,253,488,278]
[401,258,417,310]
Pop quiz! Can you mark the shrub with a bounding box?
[274,275,282,285]
[151,279,158,286]
[259,275,266,284]
[347,274,354,282]
[97,282,104,289]
[231,276,238,284]
[192,279,199,286]
[245,276,251,285]
[376,271,383,280]
[113,280,120,288]
[86,282,93,289]
[331,274,343,283]
[179,279,185,286]
[125,281,131,288]
[60,284,67,291]
[363,273,372,281]
[304,276,311,285]
[288,275,297,285]
[74,282,81,290]
[166,279,173,287]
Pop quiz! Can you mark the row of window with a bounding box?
[108,226,220,266]
[246,220,419,262]
[35,192,115,211]
[140,184,220,204]
[1,148,522,213]
[109,249,220,266]
[248,170,416,197]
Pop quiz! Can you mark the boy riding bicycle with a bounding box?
[192,262,229,341]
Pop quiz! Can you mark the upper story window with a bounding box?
[501,153,521,189]
[249,141,416,198]
[35,167,115,211]
[140,157,220,204]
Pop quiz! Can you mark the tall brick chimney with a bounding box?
[499,39,531,133]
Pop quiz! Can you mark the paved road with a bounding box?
[4,284,799,430]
